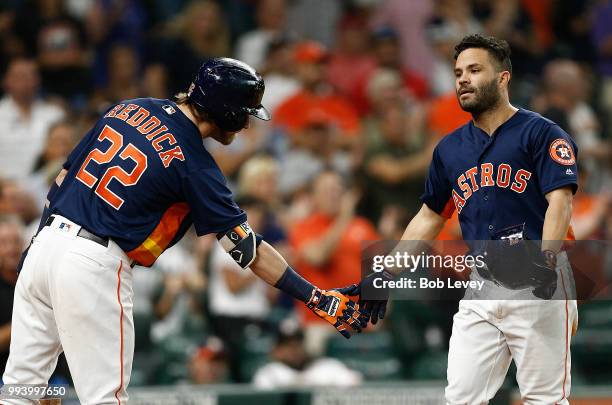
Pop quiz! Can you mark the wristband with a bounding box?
[306,288,323,309]
[274,266,316,303]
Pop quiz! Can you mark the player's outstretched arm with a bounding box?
[359,203,447,324]
[387,204,446,276]
[397,203,448,263]
[250,241,366,338]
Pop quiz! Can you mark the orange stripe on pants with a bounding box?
[114,261,124,405]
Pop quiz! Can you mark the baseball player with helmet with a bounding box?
[1,58,367,404]
[360,34,579,404]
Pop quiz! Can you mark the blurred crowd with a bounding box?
[0,0,611,388]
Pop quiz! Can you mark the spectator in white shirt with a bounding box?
[0,58,64,182]
[260,36,301,114]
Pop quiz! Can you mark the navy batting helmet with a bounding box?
[187,58,271,132]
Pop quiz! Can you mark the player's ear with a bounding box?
[499,70,511,87]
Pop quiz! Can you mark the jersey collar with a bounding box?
[171,100,202,135]
[469,107,524,138]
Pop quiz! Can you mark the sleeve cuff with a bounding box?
[541,180,578,196]
[195,212,248,236]
[420,195,454,219]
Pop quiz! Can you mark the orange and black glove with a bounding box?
[306,286,367,339]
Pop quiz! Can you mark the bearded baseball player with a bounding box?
[360,34,578,404]
[1,58,366,404]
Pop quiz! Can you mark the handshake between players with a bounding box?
[244,236,377,339]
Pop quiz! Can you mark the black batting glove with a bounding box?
[358,270,393,325]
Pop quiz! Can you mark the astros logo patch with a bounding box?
[549,138,575,165]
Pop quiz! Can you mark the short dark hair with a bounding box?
[454,34,512,74]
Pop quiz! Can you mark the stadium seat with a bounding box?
[572,302,612,368]
[325,331,403,380]
[133,312,154,351]
[409,350,447,380]
[153,334,201,384]
[238,330,276,382]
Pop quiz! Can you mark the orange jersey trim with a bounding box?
[440,197,456,219]
[565,225,575,241]
[127,202,190,266]
[234,224,248,238]
[560,225,576,252]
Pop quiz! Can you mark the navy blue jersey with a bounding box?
[50,98,246,266]
[421,108,578,240]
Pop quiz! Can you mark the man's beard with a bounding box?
[457,77,501,115]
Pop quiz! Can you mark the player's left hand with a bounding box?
[307,287,368,339]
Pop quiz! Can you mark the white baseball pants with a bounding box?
[445,297,578,405]
[2,215,134,405]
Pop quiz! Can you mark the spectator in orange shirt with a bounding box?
[572,190,610,240]
[425,21,471,138]
[427,91,472,139]
[273,41,361,138]
[289,170,378,354]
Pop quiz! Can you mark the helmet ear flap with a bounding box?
[211,107,248,132]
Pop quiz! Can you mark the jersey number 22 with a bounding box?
[76,125,148,210]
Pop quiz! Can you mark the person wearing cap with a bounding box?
[370,26,430,101]
[273,41,361,139]
[252,319,362,388]
[352,27,430,116]
[189,336,229,384]
[259,35,301,114]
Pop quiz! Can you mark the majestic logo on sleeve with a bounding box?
[549,138,575,165]
[452,163,532,213]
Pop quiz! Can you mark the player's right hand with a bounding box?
[306,287,367,339]
[357,270,393,325]
[531,250,558,299]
